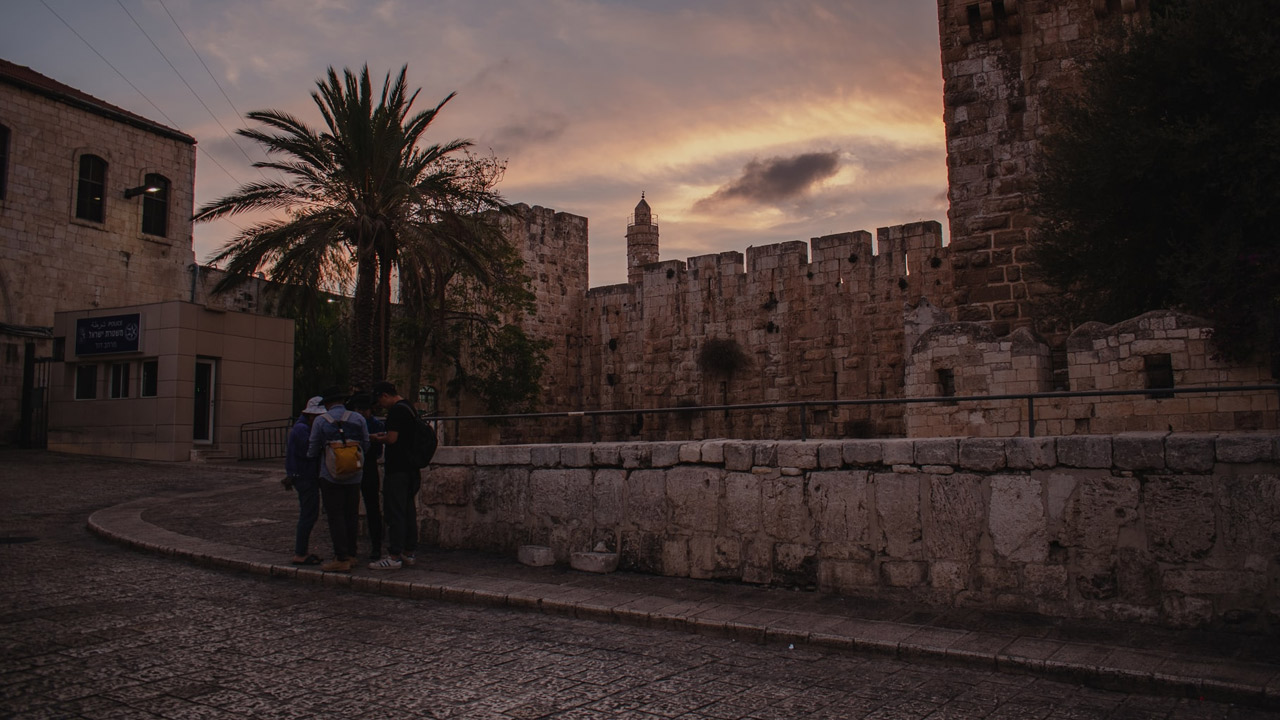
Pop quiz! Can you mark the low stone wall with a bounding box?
[421,434,1280,631]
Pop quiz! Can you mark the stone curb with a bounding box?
[86,490,1280,711]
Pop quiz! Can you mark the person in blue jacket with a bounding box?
[284,395,325,565]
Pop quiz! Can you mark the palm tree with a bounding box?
[194,65,506,387]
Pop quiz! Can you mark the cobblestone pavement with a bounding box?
[1,451,1277,719]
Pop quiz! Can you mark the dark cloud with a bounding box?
[482,113,569,154]
[694,151,840,212]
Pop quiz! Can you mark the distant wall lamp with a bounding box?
[123,184,160,199]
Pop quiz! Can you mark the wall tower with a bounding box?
[626,193,659,285]
[937,0,1149,335]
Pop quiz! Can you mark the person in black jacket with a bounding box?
[368,381,419,570]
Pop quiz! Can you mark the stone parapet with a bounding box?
[423,433,1280,631]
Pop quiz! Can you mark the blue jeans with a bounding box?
[293,475,320,557]
[383,468,420,557]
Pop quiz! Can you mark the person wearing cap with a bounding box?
[285,395,326,566]
[307,385,369,573]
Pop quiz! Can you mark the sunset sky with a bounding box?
[4,0,948,287]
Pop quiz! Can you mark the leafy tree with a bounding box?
[1029,0,1280,369]
[194,65,506,387]
[395,208,551,417]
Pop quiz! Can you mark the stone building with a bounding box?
[0,58,202,444]
[0,59,292,457]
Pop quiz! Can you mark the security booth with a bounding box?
[48,301,293,461]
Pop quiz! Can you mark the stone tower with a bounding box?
[937,0,1149,334]
[626,193,659,285]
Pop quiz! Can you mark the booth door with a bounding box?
[193,359,216,444]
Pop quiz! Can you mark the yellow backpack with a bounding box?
[320,411,364,481]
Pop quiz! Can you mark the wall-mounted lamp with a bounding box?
[123,184,161,199]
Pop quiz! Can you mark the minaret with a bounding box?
[626,193,659,285]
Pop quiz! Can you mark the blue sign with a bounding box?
[75,314,142,356]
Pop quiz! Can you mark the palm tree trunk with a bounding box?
[350,243,379,389]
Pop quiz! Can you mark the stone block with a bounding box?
[1112,433,1166,470]
[1021,564,1069,601]
[762,473,808,540]
[844,440,883,466]
[420,465,470,506]
[570,551,619,573]
[1216,434,1276,464]
[776,441,819,469]
[678,443,702,464]
[1165,435,1215,472]
[1063,475,1140,555]
[530,445,560,467]
[959,438,1006,471]
[624,470,668,531]
[1005,437,1056,470]
[925,473,985,560]
[989,474,1047,562]
[688,534,717,579]
[667,466,720,531]
[592,469,625,526]
[650,442,682,467]
[724,443,754,471]
[475,445,532,466]
[875,472,922,558]
[818,559,877,593]
[662,538,689,576]
[723,472,761,535]
[915,438,958,465]
[1142,475,1215,563]
[518,545,555,567]
[701,441,726,464]
[810,470,871,543]
[560,444,593,467]
[592,443,623,467]
[1056,435,1112,468]
[1161,595,1215,628]
[882,439,915,466]
[432,446,473,465]
[620,444,651,469]
[818,442,844,468]
[1216,473,1280,559]
[930,560,968,591]
[881,560,927,587]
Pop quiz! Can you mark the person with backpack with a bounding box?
[368,381,431,570]
[347,392,385,561]
[307,385,369,573]
[284,395,326,566]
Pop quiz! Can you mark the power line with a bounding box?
[35,0,248,232]
[113,0,265,174]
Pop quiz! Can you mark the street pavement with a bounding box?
[1,449,1278,719]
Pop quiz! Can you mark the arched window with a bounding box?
[75,154,107,222]
[0,124,10,200]
[140,173,169,237]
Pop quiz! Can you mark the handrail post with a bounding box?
[800,403,808,441]
[1027,396,1036,438]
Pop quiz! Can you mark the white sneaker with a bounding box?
[369,557,402,570]
[402,554,416,566]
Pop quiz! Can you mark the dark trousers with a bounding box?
[383,468,420,557]
[320,479,361,561]
[293,475,320,557]
[361,463,383,556]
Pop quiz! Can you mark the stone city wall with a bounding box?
[420,434,1280,631]
[905,310,1278,438]
[555,222,954,443]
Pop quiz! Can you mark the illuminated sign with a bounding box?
[75,313,142,355]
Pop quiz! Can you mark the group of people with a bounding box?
[283,381,424,572]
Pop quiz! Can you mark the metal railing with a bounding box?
[239,417,293,460]
[436,384,1280,443]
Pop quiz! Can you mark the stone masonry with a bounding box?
[422,434,1280,631]
[937,0,1150,335]
[0,60,197,444]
